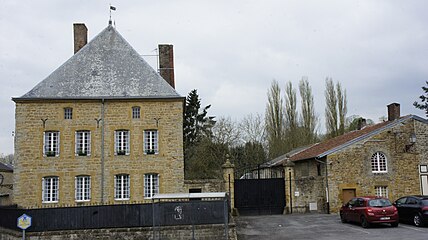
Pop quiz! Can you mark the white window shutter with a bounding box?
[43,132,46,155]
[57,177,60,201]
[127,131,130,154]
[89,176,92,200]
[42,178,45,202]
[57,132,60,156]
[75,132,78,156]
[114,131,117,154]
[88,131,91,155]
[74,176,77,200]
[114,175,117,199]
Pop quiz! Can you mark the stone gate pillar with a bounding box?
[284,159,295,214]
[222,155,235,210]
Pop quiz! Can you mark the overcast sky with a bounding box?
[0,0,427,155]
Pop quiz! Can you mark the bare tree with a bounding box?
[299,77,318,144]
[325,78,348,138]
[325,78,338,138]
[284,81,298,149]
[265,80,286,158]
[239,113,266,145]
[212,117,242,147]
[336,82,347,135]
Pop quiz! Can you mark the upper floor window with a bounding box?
[371,152,387,173]
[44,131,59,157]
[144,130,158,154]
[375,186,388,197]
[75,175,91,202]
[76,131,91,156]
[64,108,73,119]
[114,174,130,200]
[144,173,159,199]
[42,176,59,203]
[115,130,130,155]
[132,106,140,119]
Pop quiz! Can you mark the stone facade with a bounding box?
[13,99,184,208]
[287,116,428,214]
[0,167,13,206]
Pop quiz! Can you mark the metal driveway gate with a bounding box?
[234,178,285,215]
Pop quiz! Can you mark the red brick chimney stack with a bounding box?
[73,23,88,54]
[158,44,175,89]
[387,103,400,121]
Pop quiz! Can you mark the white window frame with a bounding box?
[114,130,130,155]
[371,152,387,173]
[75,131,91,156]
[64,108,73,119]
[114,174,130,200]
[375,186,388,197]
[42,176,59,203]
[144,130,158,154]
[132,106,140,119]
[144,173,159,199]
[75,175,91,202]
[44,131,60,157]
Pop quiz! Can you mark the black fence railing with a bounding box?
[0,200,227,232]
[235,164,284,180]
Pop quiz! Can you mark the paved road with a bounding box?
[235,214,428,240]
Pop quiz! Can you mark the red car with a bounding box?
[340,196,399,228]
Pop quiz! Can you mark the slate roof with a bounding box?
[290,115,427,162]
[0,162,13,172]
[14,24,181,101]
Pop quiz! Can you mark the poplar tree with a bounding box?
[265,80,286,158]
[299,77,318,144]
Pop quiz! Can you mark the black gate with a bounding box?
[234,177,285,215]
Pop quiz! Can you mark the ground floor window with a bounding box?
[75,175,91,201]
[115,174,130,200]
[42,176,59,203]
[375,186,388,197]
[144,173,159,198]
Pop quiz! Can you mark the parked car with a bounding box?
[394,195,428,227]
[340,196,399,228]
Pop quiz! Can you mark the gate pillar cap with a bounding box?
[222,155,235,168]
[283,159,295,167]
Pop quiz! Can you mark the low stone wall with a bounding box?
[0,223,237,240]
[184,179,224,193]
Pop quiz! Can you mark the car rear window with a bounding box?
[422,199,428,206]
[368,199,392,207]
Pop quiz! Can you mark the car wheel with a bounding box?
[391,222,399,227]
[361,216,370,228]
[414,214,424,227]
[340,213,347,223]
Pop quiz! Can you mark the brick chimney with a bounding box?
[387,103,400,121]
[73,23,88,54]
[158,44,175,88]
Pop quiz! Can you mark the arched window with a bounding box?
[371,152,387,173]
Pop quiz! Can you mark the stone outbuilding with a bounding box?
[0,162,13,206]
[11,22,185,208]
[269,103,428,214]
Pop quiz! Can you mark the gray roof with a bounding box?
[14,24,181,101]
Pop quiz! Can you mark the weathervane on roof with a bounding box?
[109,4,116,26]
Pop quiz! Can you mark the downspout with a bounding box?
[316,157,330,214]
[101,98,105,204]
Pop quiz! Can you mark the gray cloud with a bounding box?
[0,0,427,154]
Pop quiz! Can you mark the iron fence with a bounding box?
[0,199,228,233]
